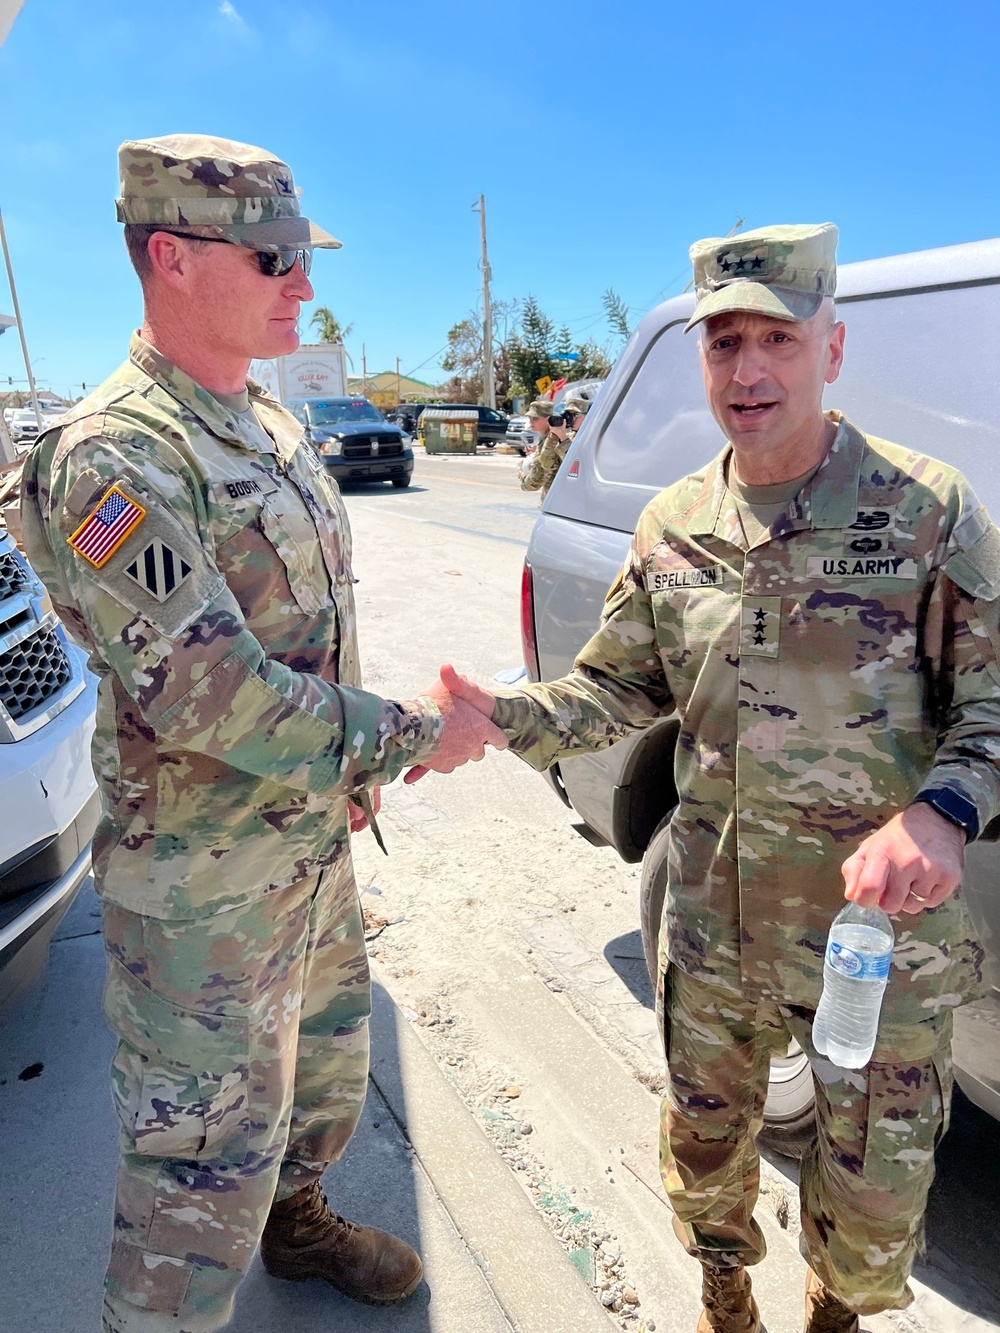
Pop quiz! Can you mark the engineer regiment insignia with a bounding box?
[67,485,146,568]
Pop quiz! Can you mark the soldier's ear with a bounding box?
[146,232,196,291]
[824,321,846,385]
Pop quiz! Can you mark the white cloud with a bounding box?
[218,1,248,28]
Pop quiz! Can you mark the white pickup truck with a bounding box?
[0,519,98,1009]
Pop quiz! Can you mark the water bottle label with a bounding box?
[827,941,891,980]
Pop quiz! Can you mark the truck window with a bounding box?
[595,320,724,490]
[832,283,1000,515]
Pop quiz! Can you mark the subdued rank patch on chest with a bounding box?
[123,537,193,603]
[806,555,918,579]
[740,596,781,657]
[649,563,727,591]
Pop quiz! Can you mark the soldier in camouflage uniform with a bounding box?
[437,224,1000,1332]
[19,135,505,1333]
[520,393,589,501]
[519,397,569,499]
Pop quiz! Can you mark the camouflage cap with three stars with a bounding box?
[684,222,837,332]
[116,134,341,252]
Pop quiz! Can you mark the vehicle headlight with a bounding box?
[319,437,344,456]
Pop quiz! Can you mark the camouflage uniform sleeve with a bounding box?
[491,540,673,771]
[520,432,563,493]
[916,503,1000,833]
[33,436,442,794]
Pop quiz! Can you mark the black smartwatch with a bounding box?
[913,787,980,843]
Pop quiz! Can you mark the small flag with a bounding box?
[67,485,146,568]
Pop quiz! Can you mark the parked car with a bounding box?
[0,522,99,1010]
[521,235,1000,1136]
[389,403,430,435]
[287,396,414,488]
[504,413,535,456]
[7,409,42,445]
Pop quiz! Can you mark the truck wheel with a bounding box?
[639,815,817,1157]
[392,476,412,488]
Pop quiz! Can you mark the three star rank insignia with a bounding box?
[740,597,781,657]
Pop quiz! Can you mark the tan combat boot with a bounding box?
[697,1264,762,1332]
[803,1269,859,1333]
[260,1180,423,1306]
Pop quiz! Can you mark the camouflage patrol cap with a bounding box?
[116,134,341,252]
[564,394,590,415]
[685,223,837,332]
[527,398,555,419]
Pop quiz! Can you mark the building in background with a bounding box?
[347,371,438,410]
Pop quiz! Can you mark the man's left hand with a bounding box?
[841,802,966,915]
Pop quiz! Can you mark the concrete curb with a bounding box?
[368,976,614,1333]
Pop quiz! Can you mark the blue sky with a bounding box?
[1,0,998,400]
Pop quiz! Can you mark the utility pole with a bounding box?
[361,344,367,397]
[0,206,43,428]
[396,356,401,404]
[472,194,495,409]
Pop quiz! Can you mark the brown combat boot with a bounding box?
[803,1269,859,1333]
[697,1264,762,1332]
[260,1180,423,1306]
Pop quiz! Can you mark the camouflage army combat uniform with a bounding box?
[491,412,1000,1313]
[20,335,442,1332]
[520,427,571,499]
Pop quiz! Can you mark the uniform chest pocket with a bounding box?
[290,450,357,590]
[651,585,739,669]
[258,495,333,617]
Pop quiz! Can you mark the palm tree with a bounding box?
[309,307,353,344]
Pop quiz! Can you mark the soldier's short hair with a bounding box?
[123,223,212,287]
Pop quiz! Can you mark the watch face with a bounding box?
[922,789,978,839]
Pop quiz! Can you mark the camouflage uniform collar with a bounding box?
[128,332,264,449]
[681,411,862,540]
[800,412,865,528]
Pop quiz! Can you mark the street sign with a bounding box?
[535,376,552,393]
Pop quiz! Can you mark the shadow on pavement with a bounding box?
[0,880,474,1332]
[915,1084,1000,1322]
[603,928,654,1009]
[340,482,429,496]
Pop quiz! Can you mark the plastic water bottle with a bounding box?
[811,902,894,1069]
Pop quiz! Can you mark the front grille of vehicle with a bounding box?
[0,551,31,601]
[343,435,404,460]
[0,627,72,722]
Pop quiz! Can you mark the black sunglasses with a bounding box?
[155,230,312,278]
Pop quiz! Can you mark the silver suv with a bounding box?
[520,236,1000,1138]
[0,521,98,1009]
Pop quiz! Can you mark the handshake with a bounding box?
[405,664,503,785]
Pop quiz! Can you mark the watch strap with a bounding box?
[913,787,980,842]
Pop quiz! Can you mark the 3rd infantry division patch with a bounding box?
[124,537,192,602]
[67,485,146,568]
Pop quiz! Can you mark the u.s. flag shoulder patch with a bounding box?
[67,484,146,568]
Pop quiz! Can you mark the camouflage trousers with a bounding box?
[100,855,371,1333]
[659,967,953,1316]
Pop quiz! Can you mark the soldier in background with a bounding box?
[20,135,506,1333]
[519,393,588,501]
[435,224,1000,1332]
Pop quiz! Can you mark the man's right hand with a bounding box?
[403,666,507,784]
